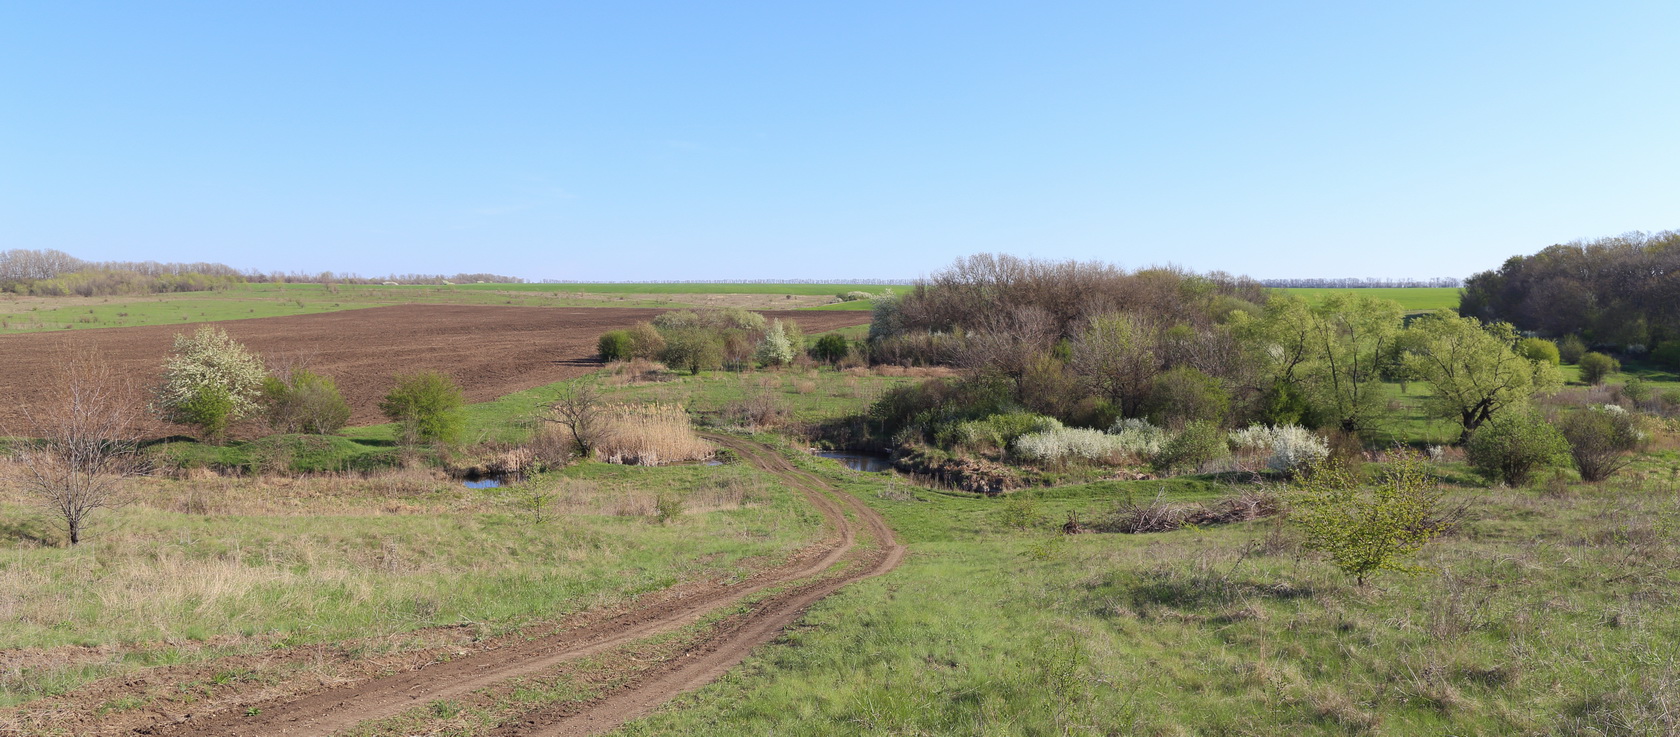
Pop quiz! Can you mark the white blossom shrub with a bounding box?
[1266,425,1330,476]
[154,325,266,442]
[1012,427,1130,464]
[755,319,795,366]
[1107,417,1172,458]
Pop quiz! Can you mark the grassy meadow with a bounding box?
[0,458,825,706]
[616,445,1680,737]
[1281,287,1461,312]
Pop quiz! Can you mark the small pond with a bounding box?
[461,475,520,489]
[815,450,894,473]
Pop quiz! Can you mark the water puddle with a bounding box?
[462,475,520,489]
[815,450,893,473]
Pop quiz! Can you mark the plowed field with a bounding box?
[0,305,871,428]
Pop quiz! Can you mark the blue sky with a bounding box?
[3,2,1676,282]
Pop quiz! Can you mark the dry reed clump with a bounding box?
[1099,489,1284,534]
[602,358,672,386]
[595,404,713,466]
[722,380,790,430]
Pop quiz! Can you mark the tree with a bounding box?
[16,351,143,546]
[1290,449,1448,586]
[811,333,850,364]
[1465,411,1568,486]
[548,383,607,457]
[755,319,795,367]
[627,322,667,360]
[1144,366,1229,429]
[1557,335,1587,364]
[1305,294,1404,433]
[1558,405,1645,482]
[661,329,724,375]
[1067,312,1159,418]
[379,371,465,445]
[154,325,266,443]
[1578,352,1619,385]
[1402,311,1562,442]
[260,368,351,434]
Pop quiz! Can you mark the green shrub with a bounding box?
[1650,341,1680,371]
[597,330,635,362]
[1145,367,1230,429]
[260,369,351,435]
[1150,420,1228,474]
[1558,335,1587,364]
[627,322,667,359]
[1465,411,1569,486]
[379,371,466,445]
[660,329,725,375]
[954,412,1061,451]
[1622,378,1654,404]
[154,325,266,444]
[1578,352,1619,385]
[1558,405,1645,482]
[1290,449,1447,586]
[811,333,850,364]
[1516,337,1561,365]
[994,494,1044,530]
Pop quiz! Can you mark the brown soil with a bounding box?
[66,436,903,737]
[0,305,870,429]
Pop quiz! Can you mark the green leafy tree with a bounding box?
[1401,311,1562,442]
[155,325,266,443]
[1150,420,1229,474]
[1464,411,1569,486]
[660,329,724,375]
[380,371,465,445]
[1306,294,1404,433]
[811,333,850,364]
[1290,449,1448,586]
[1145,367,1230,429]
[1578,352,1619,385]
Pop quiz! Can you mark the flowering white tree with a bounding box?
[756,319,794,367]
[154,325,266,443]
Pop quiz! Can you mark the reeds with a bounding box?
[595,403,713,465]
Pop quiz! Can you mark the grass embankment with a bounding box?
[619,445,1680,736]
[0,283,904,334]
[0,460,824,706]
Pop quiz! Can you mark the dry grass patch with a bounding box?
[595,404,713,465]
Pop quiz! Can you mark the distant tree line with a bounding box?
[1259,277,1461,288]
[539,278,911,285]
[1459,230,1680,348]
[0,249,523,297]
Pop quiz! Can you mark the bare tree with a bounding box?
[15,350,145,546]
[547,384,607,457]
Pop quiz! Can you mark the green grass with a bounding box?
[616,445,1680,736]
[1281,287,1461,312]
[0,460,824,705]
[799,299,876,311]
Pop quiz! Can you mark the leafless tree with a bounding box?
[14,350,146,546]
[547,384,608,457]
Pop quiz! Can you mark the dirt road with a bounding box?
[127,436,901,736]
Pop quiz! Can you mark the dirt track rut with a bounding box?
[132,436,902,736]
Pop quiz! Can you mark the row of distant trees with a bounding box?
[0,249,523,296]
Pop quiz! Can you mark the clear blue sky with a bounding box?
[3,2,1676,282]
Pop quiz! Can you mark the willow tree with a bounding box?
[1402,311,1562,442]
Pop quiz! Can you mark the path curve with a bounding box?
[133,435,901,737]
